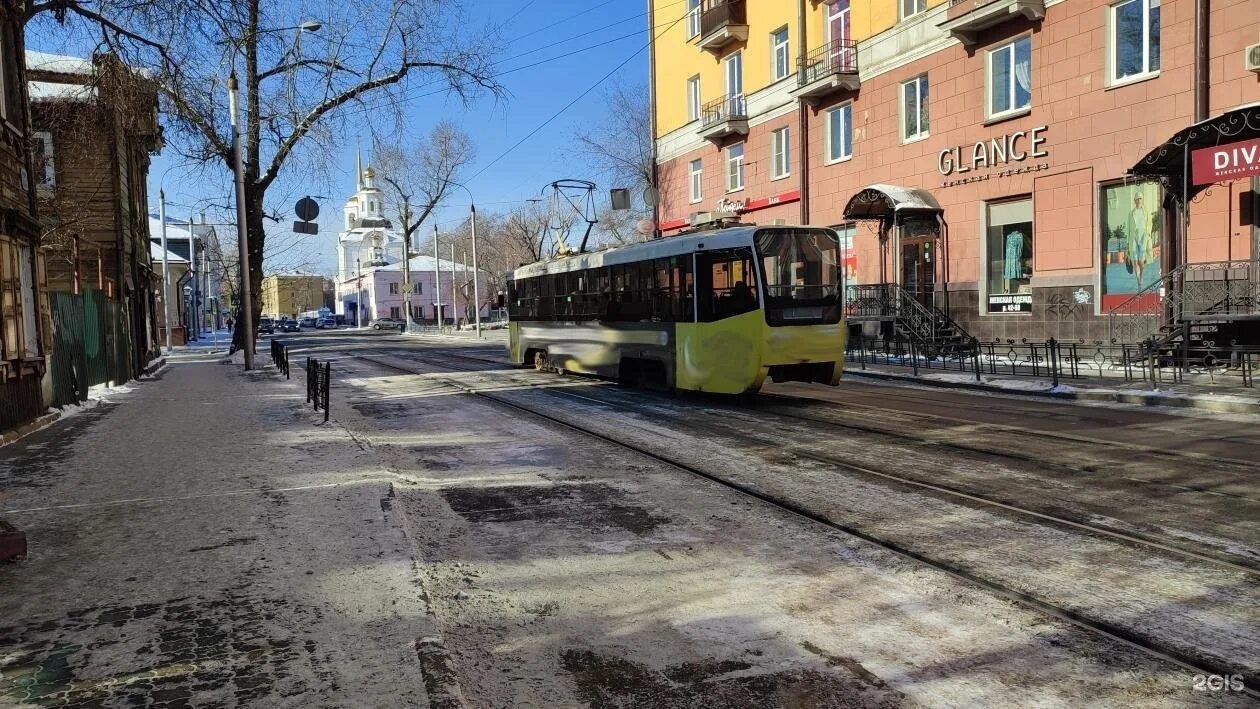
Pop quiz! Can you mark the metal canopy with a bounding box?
[843,183,943,221]
[1128,102,1260,202]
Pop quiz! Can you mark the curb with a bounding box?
[0,410,61,449]
[141,356,167,377]
[844,369,1260,415]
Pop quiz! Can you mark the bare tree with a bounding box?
[373,122,475,253]
[28,0,503,351]
[572,83,655,245]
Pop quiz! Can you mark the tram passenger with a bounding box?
[730,280,755,312]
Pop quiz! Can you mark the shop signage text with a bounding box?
[988,293,1032,313]
[713,197,746,216]
[1192,136,1260,185]
[939,125,1050,181]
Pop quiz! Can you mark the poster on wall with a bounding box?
[834,224,859,293]
[1101,181,1161,311]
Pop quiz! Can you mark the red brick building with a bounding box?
[651,0,1260,344]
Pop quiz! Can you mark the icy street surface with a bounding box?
[2,329,1257,707]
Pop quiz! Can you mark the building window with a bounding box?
[689,159,704,203]
[724,51,743,99]
[900,0,926,20]
[687,0,701,39]
[988,36,1032,119]
[901,74,929,142]
[687,75,701,122]
[771,26,790,81]
[389,282,399,294]
[726,143,745,192]
[825,103,852,163]
[984,199,1033,313]
[390,306,400,319]
[33,132,55,187]
[1110,0,1160,84]
[1101,180,1162,309]
[771,127,790,180]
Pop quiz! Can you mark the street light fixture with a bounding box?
[447,181,482,339]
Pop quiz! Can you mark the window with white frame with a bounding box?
[988,36,1032,119]
[726,143,745,192]
[689,159,704,203]
[771,27,790,81]
[771,127,790,180]
[900,0,926,20]
[901,74,929,141]
[1110,0,1160,84]
[686,0,701,39]
[724,51,743,99]
[826,103,852,163]
[687,75,701,122]
[33,132,55,187]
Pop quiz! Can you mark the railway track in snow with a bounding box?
[348,349,1260,698]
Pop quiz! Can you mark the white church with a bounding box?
[334,154,484,324]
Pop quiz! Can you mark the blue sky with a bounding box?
[29,0,667,274]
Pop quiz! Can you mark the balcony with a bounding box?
[939,0,1045,45]
[696,0,748,54]
[791,41,860,101]
[698,94,749,142]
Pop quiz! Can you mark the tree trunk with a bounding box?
[229,186,267,354]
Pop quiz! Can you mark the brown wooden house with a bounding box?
[28,49,162,376]
[0,0,52,433]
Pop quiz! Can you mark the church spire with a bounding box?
[355,145,363,192]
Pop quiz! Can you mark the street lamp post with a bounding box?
[227,72,254,369]
[158,190,173,353]
[446,182,482,338]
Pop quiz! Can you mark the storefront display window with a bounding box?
[1101,180,1161,309]
[985,199,1032,313]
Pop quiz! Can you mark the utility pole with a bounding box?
[228,72,255,369]
[470,203,482,338]
[450,241,456,329]
[401,197,412,329]
[355,257,363,327]
[158,190,172,352]
[433,223,441,325]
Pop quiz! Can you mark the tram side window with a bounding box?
[696,248,758,322]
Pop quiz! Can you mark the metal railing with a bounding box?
[798,40,858,86]
[1107,260,1258,344]
[847,335,1258,388]
[271,339,291,379]
[845,283,973,356]
[306,357,330,422]
[699,0,746,38]
[701,94,747,129]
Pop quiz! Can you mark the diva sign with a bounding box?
[1192,137,1260,185]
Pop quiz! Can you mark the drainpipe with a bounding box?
[1193,0,1209,122]
[797,0,810,224]
[647,0,662,238]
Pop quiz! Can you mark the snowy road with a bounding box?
[275,329,1259,706]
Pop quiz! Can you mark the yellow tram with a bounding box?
[506,225,847,394]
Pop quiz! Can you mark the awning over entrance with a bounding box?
[1129,102,1260,202]
[842,184,942,221]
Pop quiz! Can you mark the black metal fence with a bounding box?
[271,339,291,379]
[306,357,330,422]
[846,334,1258,388]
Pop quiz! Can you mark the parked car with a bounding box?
[278,318,300,332]
[317,317,336,329]
[299,316,318,328]
[371,317,404,330]
[257,317,275,335]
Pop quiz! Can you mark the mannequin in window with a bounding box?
[1126,194,1153,288]
[1003,229,1025,293]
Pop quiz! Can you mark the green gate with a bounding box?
[49,289,133,407]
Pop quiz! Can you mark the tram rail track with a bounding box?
[350,349,1259,696]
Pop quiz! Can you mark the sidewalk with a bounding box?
[0,354,439,706]
[845,361,1260,414]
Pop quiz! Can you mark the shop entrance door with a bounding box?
[901,239,935,309]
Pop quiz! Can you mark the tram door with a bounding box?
[900,239,934,309]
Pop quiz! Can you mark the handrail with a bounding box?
[700,94,747,128]
[797,40,858,86]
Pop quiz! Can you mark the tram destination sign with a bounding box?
[1192,136,1260,185]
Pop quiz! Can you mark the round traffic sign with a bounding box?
[294,196,320,222]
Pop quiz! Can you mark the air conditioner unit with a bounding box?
[1247,43,1260,73]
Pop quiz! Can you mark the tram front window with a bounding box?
[756,228,842,326]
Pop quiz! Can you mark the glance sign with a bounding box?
[939,125,1050,188]
[1192,137,1260,185]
